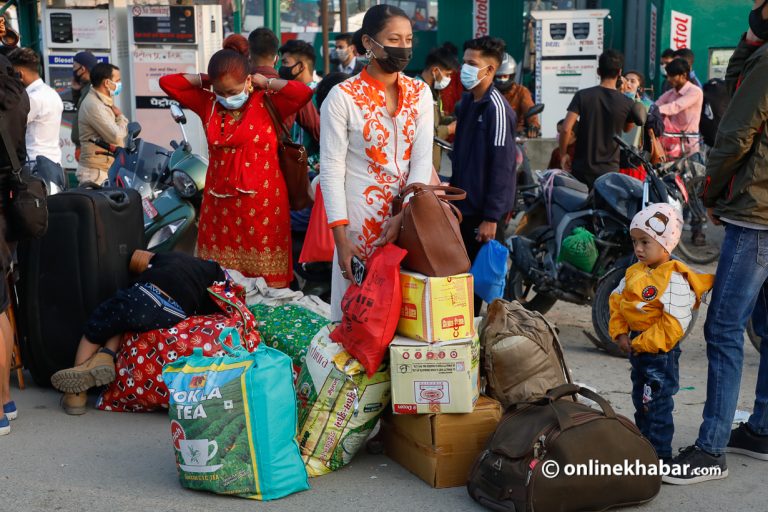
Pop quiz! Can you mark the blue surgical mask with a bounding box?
[109,80,122,97]
[624,91,635,99]
[216,85,249,110]
[460,63,488,90]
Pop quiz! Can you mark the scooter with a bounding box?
[505,134,694,357]
[96,105,208,253]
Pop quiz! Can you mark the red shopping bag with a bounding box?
[330,243,407,376]
[299,184,335,263]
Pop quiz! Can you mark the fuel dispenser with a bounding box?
[127,3,222,156]
[41,0,131,170]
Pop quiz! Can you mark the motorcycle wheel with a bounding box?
[591,266,699,357]
[504,269,558,314]
[504,226,557,314]
[675,176,722,265]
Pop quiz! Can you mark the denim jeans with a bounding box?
[697,224,768,454]
[630,346,681,458]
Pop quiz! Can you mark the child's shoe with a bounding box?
[0,415,9,435]
[3,401,17,421]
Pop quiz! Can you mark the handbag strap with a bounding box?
[393,182,467,215]
[0,112,22,174]
[263,93,293,143]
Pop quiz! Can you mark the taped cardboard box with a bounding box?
[397,271,475,343]
[390,334,479,414]
[382,395,502,488]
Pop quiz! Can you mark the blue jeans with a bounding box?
[630,346,681,459]
[697,224,768,454]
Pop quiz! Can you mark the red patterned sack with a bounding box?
[97,282,261,412]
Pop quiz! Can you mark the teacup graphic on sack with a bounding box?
[178,439,221,472]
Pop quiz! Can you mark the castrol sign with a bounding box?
[473,0,490,38]
[670,10,692,50]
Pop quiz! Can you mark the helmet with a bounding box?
[496,53,517,77]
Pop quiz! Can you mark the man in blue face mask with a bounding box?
[450,36,517,315]
[75,62,128,185]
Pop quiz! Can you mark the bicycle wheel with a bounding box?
[676,176,722,265]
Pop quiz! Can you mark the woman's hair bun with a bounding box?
[223,34,249,57]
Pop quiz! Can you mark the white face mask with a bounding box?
[433,69,451,90]
[460,63,489,90]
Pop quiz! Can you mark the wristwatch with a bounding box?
[266,77,276,90]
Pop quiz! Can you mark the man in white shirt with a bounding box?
[9,48,63,166]
[332,33,364,75]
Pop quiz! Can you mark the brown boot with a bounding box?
[62,392,88,415]
[51,351,116,394]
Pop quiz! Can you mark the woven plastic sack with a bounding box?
[163,329,309,500]
[297,325,391,477]
[557,227,598,273]
[249,303,331,382]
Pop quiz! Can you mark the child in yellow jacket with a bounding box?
[609,203,714,461]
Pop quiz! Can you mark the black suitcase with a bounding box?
[17,188,145,386]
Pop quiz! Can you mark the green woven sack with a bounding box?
[249,304,330,377]
[558,227,598,272]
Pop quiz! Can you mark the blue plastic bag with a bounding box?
[471,240,510,304]
[162,329,309,500]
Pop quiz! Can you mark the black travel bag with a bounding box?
[16,187,145,386]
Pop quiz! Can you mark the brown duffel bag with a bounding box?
[393,183,471,277]
[467,384,661,512]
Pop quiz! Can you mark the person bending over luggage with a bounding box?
[51,251,226,415]
[608,203,713,462]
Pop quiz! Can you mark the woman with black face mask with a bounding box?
[319,4,435,322]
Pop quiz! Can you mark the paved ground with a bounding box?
[2,260,765,511]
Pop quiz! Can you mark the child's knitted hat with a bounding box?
[630,203,683,253]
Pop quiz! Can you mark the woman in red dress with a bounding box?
[160,35,312,288]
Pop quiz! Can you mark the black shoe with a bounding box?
[726,423,768,461]
[662,445,728,485]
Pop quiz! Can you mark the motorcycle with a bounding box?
[505,134,695,357]
[96,105,207,253]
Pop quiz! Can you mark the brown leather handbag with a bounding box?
[263,95,312,211]
[393,183,471,277]
[467,384,661,512]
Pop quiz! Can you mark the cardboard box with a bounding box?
[397,271,475,343]
[390,334,479,414]
[382,395,502,488]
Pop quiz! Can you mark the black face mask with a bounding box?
[370,39,412,74]
[494,78,515,93]
[278,62,303,81]
[750,0,768,40]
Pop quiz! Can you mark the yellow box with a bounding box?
[390,335,480,414]
[397,271,475,343]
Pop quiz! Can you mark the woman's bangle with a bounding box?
[266,77,276,90]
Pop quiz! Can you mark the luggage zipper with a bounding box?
[525,436,547,486]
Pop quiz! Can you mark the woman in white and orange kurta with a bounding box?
[319,5,434,321]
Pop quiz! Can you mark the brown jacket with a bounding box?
[502,84,540,133]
